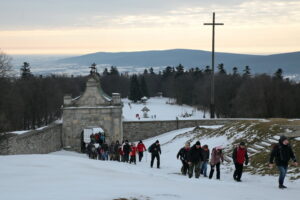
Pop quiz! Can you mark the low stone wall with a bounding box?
[0,123,62,155]
[123,119,242,141]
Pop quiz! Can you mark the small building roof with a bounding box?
[141,106,150,112]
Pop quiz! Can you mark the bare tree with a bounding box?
[0,50,12,77]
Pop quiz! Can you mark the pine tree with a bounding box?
[140,76,149,98]
[129,75,142,102]
[20,62,32,79]
[232,67,238,75]
[274,68,283,79]
[243,66,251,78]
[218,63,226,74]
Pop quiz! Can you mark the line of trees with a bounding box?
[1,51,300,132]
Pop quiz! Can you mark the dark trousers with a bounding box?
[188,161,202,178]
[151,153,160,168]
[129,155,136,164]
[233,163,244,181]
[181,160,189,175]
[209,162,220,179]
[138,152,144,162]
[278,165,288,186]
[123,153,129,162]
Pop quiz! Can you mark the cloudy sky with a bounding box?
[1,0,300,55]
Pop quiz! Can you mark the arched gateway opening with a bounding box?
[81,127,106,153]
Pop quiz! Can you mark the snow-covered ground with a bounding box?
[123,97,205,121]
[1,126,299,200]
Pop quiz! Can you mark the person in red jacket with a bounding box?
[129,142,138,164]
[232,142,249,182]
[137,140,147,162]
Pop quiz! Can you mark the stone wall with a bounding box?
[123,119,242,141]
[0,123,62,155]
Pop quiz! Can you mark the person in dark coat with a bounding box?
[113,140,121,161]
[187,141,203,178]
[177,142,191,175]
[87,141,97,159]
[200,144,210,177]
[109,141,115,160]
[269,136,298,189]
[149,140,161,168]
[232,142,249,182]
[122,140,131,162]
[209,146,224,180]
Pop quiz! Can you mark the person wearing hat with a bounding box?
[269,135,298,189]
[177,142,191,175]
[209,146,224,180]
[232,142,249,182]
[149,140,161,168]
[187,141,204,178]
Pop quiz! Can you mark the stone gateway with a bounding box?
[62,73,123,152]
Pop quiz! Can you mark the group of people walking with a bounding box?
[177,136,298,189]
[177,141,227,179]
[86,133,297,190]
[86,139,149,164]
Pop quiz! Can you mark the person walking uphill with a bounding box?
[137,140,147,162]
[187,141,203,178]
[232,142,249,182]
[123,140,131,162]
[149,140,161,168]
[209,146,224,180]
[201,145,210,177]
[177,142,191,175]
[269,136,298,189]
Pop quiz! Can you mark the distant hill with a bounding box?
[57,49,300,74]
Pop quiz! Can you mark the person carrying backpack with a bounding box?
[149,140,161,168]
[269,136,298,189]
[232,142,249,182]
[177,142,191,175]
[137,140,147,162]
[187,141,203,178]
[209,146,224,180]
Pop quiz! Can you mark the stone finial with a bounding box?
[112,93,121,104]
[64,95,72,105]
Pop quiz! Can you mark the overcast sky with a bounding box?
[1,0,300,55]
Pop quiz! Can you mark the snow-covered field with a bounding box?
[123,97,205,121]
[1,126,299,200]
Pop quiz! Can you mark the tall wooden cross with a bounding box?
[204,12,224,118]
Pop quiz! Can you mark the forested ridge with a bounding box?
[1,52,300,132]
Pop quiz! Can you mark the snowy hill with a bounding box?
[1,125,299,200]
[122,97,205,121]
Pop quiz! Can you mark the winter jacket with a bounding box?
[101,143,109,152]
[187,145,204,163]
[109,143,115,153]
[130,146,137,156]
[114,143,120,153]
[123,143,131,154]
[202,148,210,162]
[177,147,190,161]
[149,143,161,155]
[137,143,147,152]
[210,148,224,165]
[270,143,296,166]
[232,146,249,165]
